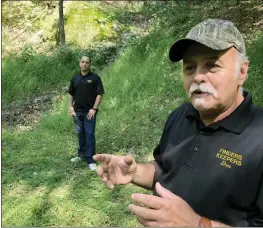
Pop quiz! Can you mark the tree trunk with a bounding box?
[58,0,65,45]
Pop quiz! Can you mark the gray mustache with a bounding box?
[189,84,216,97]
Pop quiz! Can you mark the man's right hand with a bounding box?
[70,106,76,116]
[93,154,137,190]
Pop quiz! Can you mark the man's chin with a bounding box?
[193,105,207,111]
[192,102,219,115]
[192,99,211,111]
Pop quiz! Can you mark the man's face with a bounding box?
[182,43,246,114]
[80,56,90,72]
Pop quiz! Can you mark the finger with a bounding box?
[136,216,158,227]
[105,179,114,190]
[93,154,112,163]
[131,193,163,210]
[136,216,147,226]
[97,163,108,176]
[102,173,108,182]
[124,155,133,165]
[100,166,109,183]
[144,220,159,227]
[129,204,157,220]
[97,171,108,183]
[96,164,108,183]
[155,182,177,200]
[118,155,134,173]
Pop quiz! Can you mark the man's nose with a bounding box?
[193,67,207,84]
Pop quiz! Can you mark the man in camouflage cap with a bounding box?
[94,19,263,227]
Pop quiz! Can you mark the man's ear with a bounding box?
[238,60,249,86]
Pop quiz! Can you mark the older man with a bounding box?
[93,19,263,226]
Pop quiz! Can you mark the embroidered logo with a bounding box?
[87,80,92,83]
[216,148,243,169]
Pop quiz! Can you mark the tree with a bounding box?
[58,0,65,45]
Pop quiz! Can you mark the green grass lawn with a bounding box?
[2,109,150,226]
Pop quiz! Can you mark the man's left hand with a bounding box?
[87,109,96,120]
[128,182,200,227]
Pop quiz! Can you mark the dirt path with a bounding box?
[2,92,64,127]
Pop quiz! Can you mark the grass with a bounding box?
[1,44,118,108]
[244,34,263,106]
[2,98,150,226]
[2,1,263,226]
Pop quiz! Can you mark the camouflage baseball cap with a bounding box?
[169,19,246,62]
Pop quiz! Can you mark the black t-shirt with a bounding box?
[68,72,104,112]
[153,91,263,227]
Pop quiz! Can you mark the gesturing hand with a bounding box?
[93,154,137,190]
[128,182,200,227]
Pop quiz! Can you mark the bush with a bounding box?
[2,44,119,107]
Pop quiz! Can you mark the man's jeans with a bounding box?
[73,112,96,164]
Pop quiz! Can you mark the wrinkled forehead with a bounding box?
[80,56,90,62]
[183,43,232,63]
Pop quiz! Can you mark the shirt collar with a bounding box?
[186,91,257,134]
[80,71,91,77]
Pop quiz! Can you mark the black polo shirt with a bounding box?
[153,91,263,227]
[68,72,104,112]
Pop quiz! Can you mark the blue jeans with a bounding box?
[73,112,96,164]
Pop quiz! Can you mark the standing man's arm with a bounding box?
[68,77,76,117]
[87,95,102,120]
[93,95,102,110]
[88,76,104,120]
[68,94,76,116]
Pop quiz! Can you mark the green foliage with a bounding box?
[96,36,186,157]
[2,1,36,28]
[244,33,263,106]
[65,2,129,46]
[2,44,118,107]
[2,1,144,57]
[2,51,72,107]
[53,45,77,64]
[20,46,38,63]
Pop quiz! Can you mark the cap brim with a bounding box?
[169,38,233,62]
